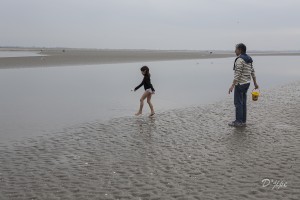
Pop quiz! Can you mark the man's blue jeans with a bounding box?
[234,83,250,123]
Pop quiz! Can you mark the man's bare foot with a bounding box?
[135,112,142,116]
[149,113,155,117]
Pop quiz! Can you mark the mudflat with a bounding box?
[1,48,300,69]
[0,81,299,199]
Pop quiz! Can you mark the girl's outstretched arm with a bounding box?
[134,78,144,91]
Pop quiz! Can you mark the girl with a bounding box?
[134,66,155,116]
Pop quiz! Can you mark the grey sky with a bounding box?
[1,0,299,50]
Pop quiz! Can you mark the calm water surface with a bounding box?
[0,51,40,58]
[0,56,299,142]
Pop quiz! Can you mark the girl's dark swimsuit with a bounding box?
[135,76,155,91]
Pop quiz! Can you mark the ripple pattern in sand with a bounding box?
[0,82,300,200]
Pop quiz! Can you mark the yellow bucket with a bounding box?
[251,89,260,101]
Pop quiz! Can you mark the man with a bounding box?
[228,43,259,127]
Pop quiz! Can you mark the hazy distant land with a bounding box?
[1,47,300,69]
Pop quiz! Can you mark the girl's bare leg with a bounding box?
[135,92,148,116]
[147,93,155,116]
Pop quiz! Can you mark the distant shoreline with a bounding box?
[1,48,300,69]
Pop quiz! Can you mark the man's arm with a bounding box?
[229,58,243,94]
[252,76,259,89]
[229,80,238,94]
[234,58,243,82]
[251,65,259,89]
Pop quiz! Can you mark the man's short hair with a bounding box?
[236,43,247,54]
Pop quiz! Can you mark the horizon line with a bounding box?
[0,46,300,52]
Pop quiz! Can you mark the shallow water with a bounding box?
[0,56,299,142]
[0,51,41,58]
[0,55,300,199]
[0,82,299,199]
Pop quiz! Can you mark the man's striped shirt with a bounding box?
[234,57,256,85]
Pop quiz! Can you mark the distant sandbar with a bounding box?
[1,48,300,69]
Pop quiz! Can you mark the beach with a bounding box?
[0,49,299,199]
[0,81,299,200]
[1,48,300,69]
[0,48,230,69]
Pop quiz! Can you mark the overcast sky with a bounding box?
[1,0,299,50]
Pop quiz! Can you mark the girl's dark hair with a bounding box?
[140,66,150,77]
[236,43,247,54]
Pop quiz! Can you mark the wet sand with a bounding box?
[0,81,299,199]
[1,48,300,69]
